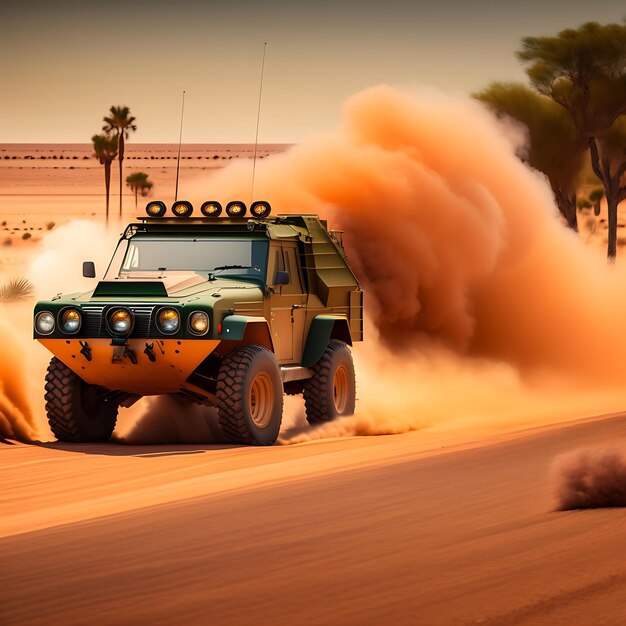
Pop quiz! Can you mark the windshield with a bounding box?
[105,237,268,280]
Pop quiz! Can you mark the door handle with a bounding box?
[290,304,303,323]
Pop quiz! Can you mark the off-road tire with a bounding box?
[45,357,118,442]
[216,345,283,445]
[304,340,356,425]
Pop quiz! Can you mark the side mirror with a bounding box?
[275,271,289,286]
[83,261,96,278]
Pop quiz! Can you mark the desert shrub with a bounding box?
[0,277,34,301]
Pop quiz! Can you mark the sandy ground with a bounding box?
[2,413,626,626]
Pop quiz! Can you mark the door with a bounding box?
[267,243,306,364]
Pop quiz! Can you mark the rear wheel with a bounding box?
[44,357,118,442]
[304,340,356,424]
[216,346,283,445]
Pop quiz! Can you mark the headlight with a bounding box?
[157,308,180,334]
[35,311,55,335]
[108,308,133,336]
[60,308,81,334]
[188,311,209,335]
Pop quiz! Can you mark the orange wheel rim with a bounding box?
[333,365,349,414]
[249,372,274,428]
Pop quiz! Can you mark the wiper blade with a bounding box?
[208,265,259,281]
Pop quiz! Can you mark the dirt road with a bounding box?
[2,415,626,625]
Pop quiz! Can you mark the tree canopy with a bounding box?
[476,82,584,230]
[126,171,153,209]
[517,21,626,259]
[518,22,626,137]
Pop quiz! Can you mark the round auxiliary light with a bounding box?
[200,201,223,217]
[146,200,167,217]
[35,311,55,335]
[250,201,271,218]
[157,308,180,334]
[107,308,133,336]
[225,201,247,217]
[60,308,81,334]
[171,200,193,217]
[188,311,209,336]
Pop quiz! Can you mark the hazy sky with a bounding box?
[0,0,624,143]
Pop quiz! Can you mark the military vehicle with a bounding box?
[34,200,363,445]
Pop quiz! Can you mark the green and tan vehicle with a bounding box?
[34,200,363,445]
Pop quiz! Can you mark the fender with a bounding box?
[220,315,274,351]
[301,315,352,367]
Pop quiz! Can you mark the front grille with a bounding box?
[132,306,155,338]
[80,304,156,338]
[82,305,105,336]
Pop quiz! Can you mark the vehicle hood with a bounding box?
[73,272,263,302]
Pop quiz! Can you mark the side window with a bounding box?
[282,245,303,294]
[267,245,284,285]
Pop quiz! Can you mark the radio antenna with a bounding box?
[174,89,186,201]
[250,43,267,203]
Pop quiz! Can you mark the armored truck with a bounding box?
[34,200,363,445]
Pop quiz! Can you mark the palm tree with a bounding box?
[103,106,137,217]
[92,133,118,223]
[126,172,153,210]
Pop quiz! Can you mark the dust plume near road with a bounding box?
[0,319,36,442]
[0,220,119,442]
[553,448,626,509]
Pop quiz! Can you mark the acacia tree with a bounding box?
[517,21,626,259]
[103,106,137,217]
[126,171,153,210]
[476,82,584,231]
[92,133,118,223]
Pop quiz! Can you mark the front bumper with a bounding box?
[38,337,220,396]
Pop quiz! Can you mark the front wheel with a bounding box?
[216,346,283,445]
[44,357,118,442]
[304,340,356,424]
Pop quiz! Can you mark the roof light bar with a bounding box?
[200,201,223,217]
[226,201,247,217]
[171,200,193,217]
[146,201,167,217]
[250,201,271,218]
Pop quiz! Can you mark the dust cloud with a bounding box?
[188,85,626,443]
[553,448,626,509]
[0,220,120,442]
[116,396,223,444]
[0,319,37,442]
